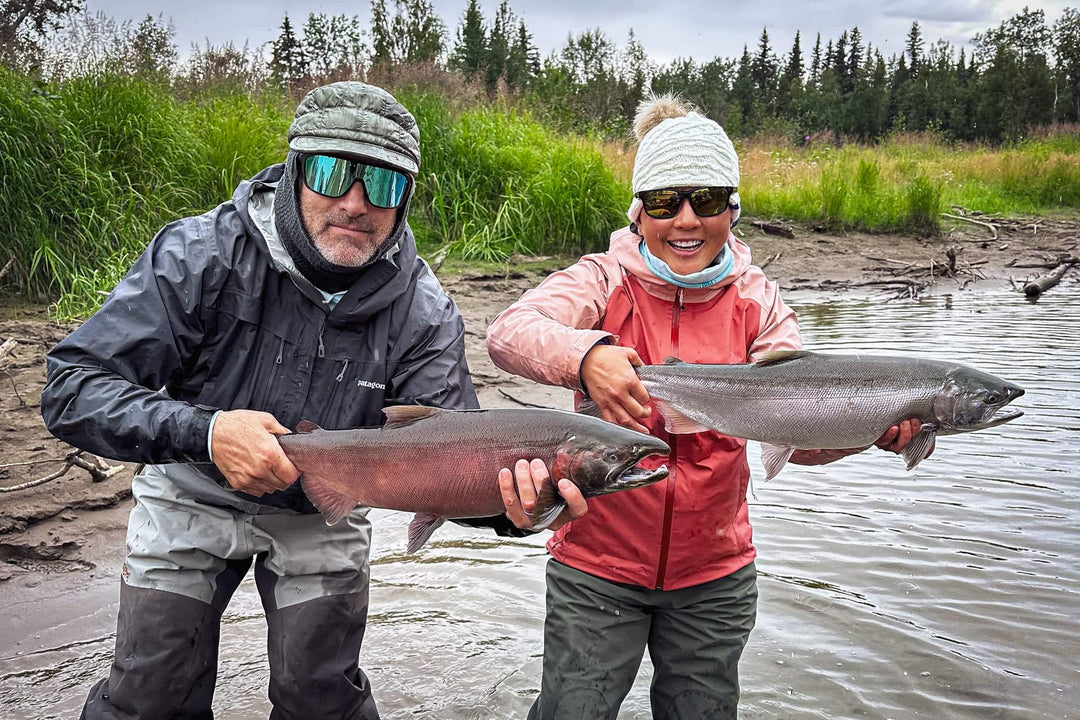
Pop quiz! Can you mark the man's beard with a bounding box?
[309,210,394,267]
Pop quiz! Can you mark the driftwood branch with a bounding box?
[430,248,449,274]
[1006,255,1079,269]
[759,252,782,271]
[497,389,556,410]
[942,213,998,240]
[1023,263,1072,297]
[0,338,16,364]
[0,257,14,285]
[0,450,124,493]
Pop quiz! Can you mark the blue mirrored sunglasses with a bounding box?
[301,154,410,209]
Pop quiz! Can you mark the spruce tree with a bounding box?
[449,0,486,78]
[270,13,307,87]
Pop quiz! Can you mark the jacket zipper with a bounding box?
[262,337,285,401]
[654,288,684,590]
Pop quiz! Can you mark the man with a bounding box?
[41,81,583,720]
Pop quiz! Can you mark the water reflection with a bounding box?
[1,285,1077,719]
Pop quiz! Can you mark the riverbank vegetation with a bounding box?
[1,1,1078,314]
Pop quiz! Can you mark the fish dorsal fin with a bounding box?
[654,399,711,434]
[661,356,686,365]
[382,405,442,429]
[294,420,322,434]
[407,513,446,553]
[754,350,812,367]
[300,474,357,526]
[903,423,938,471]
[760,442,795,480]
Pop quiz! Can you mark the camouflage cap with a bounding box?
[288,81,420,175]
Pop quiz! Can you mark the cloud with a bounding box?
[881,0,997,23]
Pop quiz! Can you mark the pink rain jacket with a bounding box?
[486,227,802,590]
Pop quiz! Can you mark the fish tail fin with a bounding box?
[654,399,711,435]
[529,479,568,530]
[760,443,795,481]
[903,424,938,471]
[300,474,357,526]
[407,513,446,553]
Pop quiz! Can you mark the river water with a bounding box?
[2,285,1077,719]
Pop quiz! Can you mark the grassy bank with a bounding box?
[0,70,628,316]
[735,131,1080,232]
[2,69,1078,316]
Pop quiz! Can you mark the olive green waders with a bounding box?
[529,559,757,720]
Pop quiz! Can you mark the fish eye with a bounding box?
[986,393,999,403]
[605,451,620,463]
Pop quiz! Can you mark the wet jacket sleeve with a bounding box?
[40,217,222,464]
[486,258,615,391]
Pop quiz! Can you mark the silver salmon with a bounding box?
[624,350,1024,480]
[279,405,670,552]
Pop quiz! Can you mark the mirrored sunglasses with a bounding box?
[638,187,734,219]
[301,154,410,209]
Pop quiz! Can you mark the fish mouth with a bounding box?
[971,408,1024,430]
[611,462,669,490]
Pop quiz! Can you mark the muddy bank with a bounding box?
[1,215,1077,573]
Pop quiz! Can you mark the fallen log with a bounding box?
[752,220,796,239]
[1023,263,1072,297]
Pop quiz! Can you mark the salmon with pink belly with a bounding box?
[278,405,670,552]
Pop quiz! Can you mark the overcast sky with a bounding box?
[84,1,1073,64]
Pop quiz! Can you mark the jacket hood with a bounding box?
[231,164,418,325]
[608,225,754,303]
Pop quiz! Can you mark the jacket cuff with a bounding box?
[577,336,615,397]
[178,404,217,463]
[450,514,536,538]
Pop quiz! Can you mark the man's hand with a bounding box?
[498,458,588,531]
[580,344,651,433]
[210,409,300,496]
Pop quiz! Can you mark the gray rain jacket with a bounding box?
[41,164,485,516]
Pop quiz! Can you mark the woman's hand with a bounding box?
[580,344,652,433]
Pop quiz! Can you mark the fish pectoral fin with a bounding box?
[576,398,603,419]
[753,350,813,367]
[300,475,357,526]
[760,443,796,481]
[529,479,567,530]
[382,405,442,429]
[654,399,711,434]
[294,420,322,434]
[903,424,938,471]
[407,513,446,553]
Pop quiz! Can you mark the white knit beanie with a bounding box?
[628,95,741,227]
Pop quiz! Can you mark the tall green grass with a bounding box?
[0,68,289,316]
[1,71,627,315]
[733,132,1080,231]
[401,91,627,262]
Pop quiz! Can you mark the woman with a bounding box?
[488,94,922,719]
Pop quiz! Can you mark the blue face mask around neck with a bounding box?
[638,239,735,289]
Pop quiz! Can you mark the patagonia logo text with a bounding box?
[356,378,386,390]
